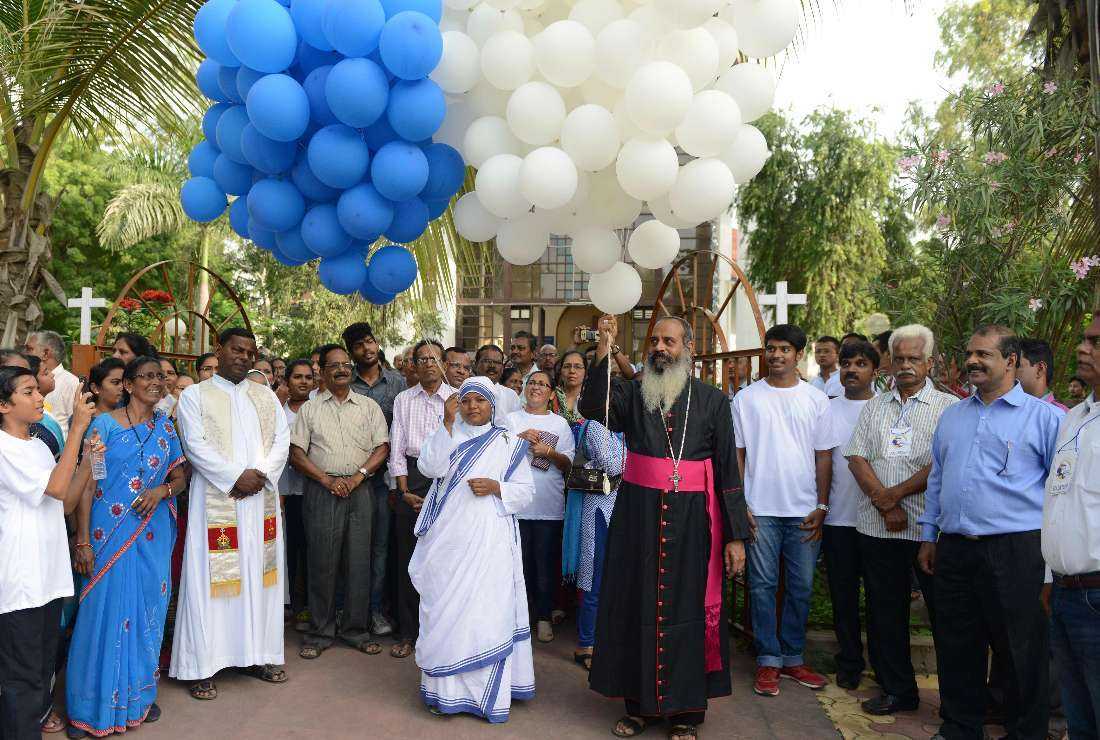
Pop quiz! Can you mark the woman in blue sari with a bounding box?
[66,356,188,738]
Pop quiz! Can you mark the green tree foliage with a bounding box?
[737,109,903,338]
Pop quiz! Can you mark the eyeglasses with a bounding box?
[446,362,469,369]
[324,362,355,371]
[527,380,551,389]
[414,356,441,366]
[133,372,167,382]
[560,363,585,371]
[478,358,503,366]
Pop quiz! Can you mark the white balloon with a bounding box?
[439,9,470,32]
[475,154,532,218]
[719,124,771,183]
[467,3,524,46]
[518,0,546,9]
[463,115,524,168]
[485,0,521,8]
[454,192,502,242]
[534,20,596,88]
[570,226,621,274]
[647,192,694,229]
[674,89,742,157]
[587,261,643,313]
[519,147,578,209]
[725,0,800,58]
[576,167,641,227]
[468,78,511,116]
[715,62,775,123]
[568,0,623,34]
[656,28,719,91]
[668,157,735,224]
[578,76,621,109]
[627,4,662,34]
[445,0,478,9]
[432,31,481,94]
[703,18,740,72]
[435,101,477,150]
[480,30,535,90]
[539,169,590,233]
[628,218,680,269]
[612,96,646,140]
[506,81,567,145]
[615,137,679,201]
[624,61,693,135]
[595,19,649,89]
[496,215,550,265]
[654,0,723,29]
[560,104,621,172]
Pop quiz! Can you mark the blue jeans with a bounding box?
[747,515,821,667]
[577,511,608,649]
[369,476,391,612]
[520,519,563,620]
[1050,584,1100,739]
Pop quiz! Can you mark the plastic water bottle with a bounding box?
[90,431,106,481]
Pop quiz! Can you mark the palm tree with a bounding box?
[0,0,202,344]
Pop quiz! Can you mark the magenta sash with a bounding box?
[623,452,723,673]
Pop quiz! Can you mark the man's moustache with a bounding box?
[842,373,858,382]
[966,365,986,373]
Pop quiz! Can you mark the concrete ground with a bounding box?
[52,624,838,739]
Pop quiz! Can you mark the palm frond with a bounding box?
[97,181,191,250]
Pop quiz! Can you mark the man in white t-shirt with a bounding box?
[810,335,844,398]
[820,340,880,690]
[731,323,832,698]
[474,344,523,416]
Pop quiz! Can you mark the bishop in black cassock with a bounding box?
[579,316,749,736]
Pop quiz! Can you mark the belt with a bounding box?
[1052,572,1100,589]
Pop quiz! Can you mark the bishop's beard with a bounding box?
[641,351,691,414]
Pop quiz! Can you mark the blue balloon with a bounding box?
[322,0,385,57]
[196,60,227,102]
[194,0,240,67]
[218,64,244,103]
[325,57,389,128]
[213,154,254,196]
[248,220,278,249]
[386,79,445,142]
[271,241,309,266]
[297,41,342,76]
[229,196,251,238]
[318,251,368,294]
[367,244,418,293]
[188,141,221,179]
[380,0,441,21]
[290,0,332,51]
[247,177,306,231]
[241,124,297,175]
[236,66,266,101]
[425,197,448,219]
[202,102,232,142]
[359,278,396,304]
[275,226,316,262]
[302,66,337,127]
[290,151,341,202]
[363,116,398,152]
[181,177,228,223]
[378,12,443,81]
[246,74,309,142]
[215,105,251,164]
[337,183,394,240]
[419,142,464,201]
[307,125,370,189]
[383,198,429,243]
[227,0,298,73]
[300,203,352,257]
[370,141,428,202]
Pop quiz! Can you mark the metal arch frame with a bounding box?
[94,260,252,359]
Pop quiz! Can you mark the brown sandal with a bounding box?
[612,715,655,738]
[299,645,322,660]
[358,641,383,655]
[41,712,65,733]
[390,640,414,658]
[189,680,217,700]
[669,725,697,740]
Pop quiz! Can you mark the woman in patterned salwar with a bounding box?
[65,357,189,738]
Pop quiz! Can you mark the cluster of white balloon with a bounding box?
[430,0,797,314]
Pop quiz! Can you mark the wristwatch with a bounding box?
[611,344,621,355]
[815,503,830,513]
[358,466,370,478]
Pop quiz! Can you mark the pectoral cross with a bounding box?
[669,468,681,493]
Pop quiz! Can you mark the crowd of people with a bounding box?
[0,308,1097,740]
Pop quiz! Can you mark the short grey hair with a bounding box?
[889,324,934,361]
[29,330,66,362]
[653,316,695,345]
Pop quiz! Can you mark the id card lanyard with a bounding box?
[885,396,917,459]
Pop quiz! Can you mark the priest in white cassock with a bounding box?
[410,376,536,723]
[170,328,291,700]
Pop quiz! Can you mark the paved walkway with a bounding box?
[53,625,838,739]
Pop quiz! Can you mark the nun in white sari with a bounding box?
[410,376,536,723]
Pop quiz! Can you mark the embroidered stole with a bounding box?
[198,381,278,598]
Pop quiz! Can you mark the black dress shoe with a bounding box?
[836,673,861,690]
[861,693,919,715]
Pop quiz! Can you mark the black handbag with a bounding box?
[566,420,619,494]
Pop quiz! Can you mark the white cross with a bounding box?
[757,281,807,325]
[67,287,106,345]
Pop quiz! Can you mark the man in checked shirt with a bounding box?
[387,339,455,660]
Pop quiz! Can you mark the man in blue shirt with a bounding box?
[917,325,1062,740]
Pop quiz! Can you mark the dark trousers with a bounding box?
[394,456,430,642]
[519,519,563,620]
[822,525,865,681]
[0,598,62,740]
[859,534,936,702]
[625,698,704,727]
[284,494,308,615]
[1050,583,1100,739]
[934,531,1048,740]
[303,477,374,649]
[368,475,390,612]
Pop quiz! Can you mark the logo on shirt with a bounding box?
[1055,461,1072,480]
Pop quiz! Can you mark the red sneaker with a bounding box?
[780,664,828,689]
[753,666,781,696]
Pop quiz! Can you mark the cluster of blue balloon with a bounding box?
[179,0,464,303]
